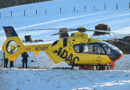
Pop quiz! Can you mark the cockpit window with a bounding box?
[52,40,59,47]
[100,42,120,55]
[73,42,120,55]
[93,43,105,54]
[74,44,85,53]
[102,42,119,50]
[74,43,106,54]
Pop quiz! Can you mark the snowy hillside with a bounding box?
[0,0,130,90]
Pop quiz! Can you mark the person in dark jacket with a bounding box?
[21,52,29,69]
[3,53,8,68]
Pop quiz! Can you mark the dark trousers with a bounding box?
[4,59,8,68]
[10,61,14,68]
[22,61,28,69]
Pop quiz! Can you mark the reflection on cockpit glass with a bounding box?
[101,42,120,55]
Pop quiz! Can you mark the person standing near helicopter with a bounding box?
[10,61,14,68]
[3,52,8,68]
[21,52,29,69]
[3,52,14,68]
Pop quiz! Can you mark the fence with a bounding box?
[0,2,130,18]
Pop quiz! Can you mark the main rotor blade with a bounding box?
[68,29,111,33]
[51,29,111,36]
[22,28,60,31]
[87,29,110,33]
[51,33,59,36]
[22,27,112,35]
[22,27,110,32]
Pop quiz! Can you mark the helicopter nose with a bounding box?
[114,51,123,61]
[109,50,123,61]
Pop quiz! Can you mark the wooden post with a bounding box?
[59,8,62,14]
[24,10,26,16]
[129,2,130,9]
[45,9,47,15]
[0,12,1,18]
[36,9,37,15]
[116,3,118,10]
[84,5,86,11]
[11,11,12,16]
[74,7,76,12]
[104,3,106,10]
[93,5,95,11]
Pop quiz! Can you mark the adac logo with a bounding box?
[53,47,80,65]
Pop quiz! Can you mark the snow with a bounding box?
[0,0,130,90]
[0,69,130,90]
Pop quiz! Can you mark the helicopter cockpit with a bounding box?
[73,42,122,61]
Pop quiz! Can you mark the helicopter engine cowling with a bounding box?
[59,28,69,39]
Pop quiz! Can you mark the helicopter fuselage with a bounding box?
[46,32,123,66]
[2,26,123,68]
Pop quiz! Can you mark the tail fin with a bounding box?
[3,26,18,37]
[2,26,50,61]
[2,26,24,61]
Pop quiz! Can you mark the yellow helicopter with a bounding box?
[2,26,123,70]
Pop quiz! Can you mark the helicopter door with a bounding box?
[93,43,107,64]
[93,43,105,55]
[84,43,106,64]
[73,44,95,64]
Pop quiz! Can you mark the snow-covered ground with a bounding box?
[0,69,130,90]
[0,0,130,90]
[0,54,130,90]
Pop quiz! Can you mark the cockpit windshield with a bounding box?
[100,42,120,55]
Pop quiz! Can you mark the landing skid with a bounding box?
[52,67,74,69]
[79,65,112,70]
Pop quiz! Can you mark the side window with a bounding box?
[88,44,93,53]
[79,44,84,53]
[74,44,84,53]
[74,43,106,54]
[93,44,105,54]
[74,45,80,53]
[52,40,58,47]
[84,44,93,53]
[84,44,89,53]
[74,44,93,53]
[103,45,111,54]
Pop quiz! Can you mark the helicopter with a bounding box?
[2,26,123,70]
